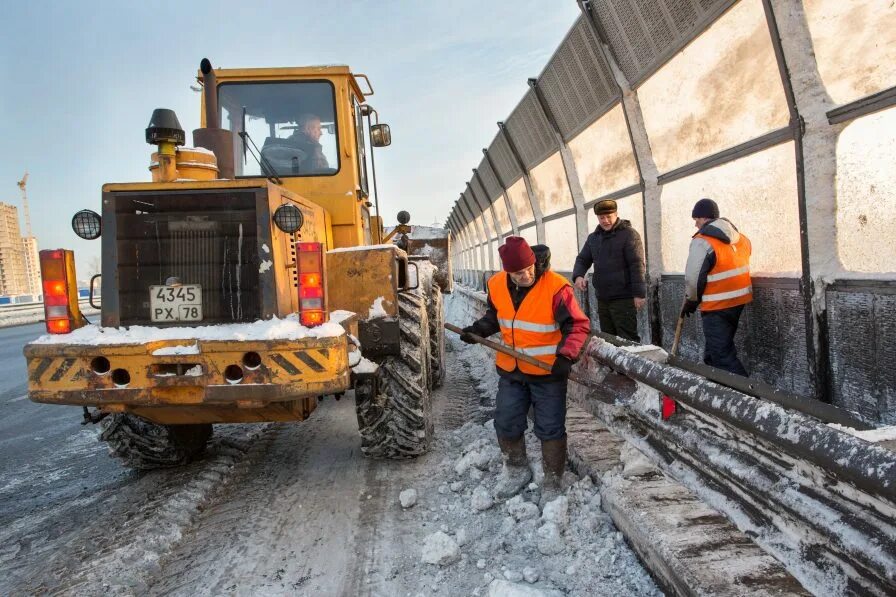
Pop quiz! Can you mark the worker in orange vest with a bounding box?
[681,199,752,376]
[460,237,590,506]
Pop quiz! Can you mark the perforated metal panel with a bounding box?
[489,133,522,186]
[827,286,896,425]
[504,90,557,170]
[658,276,811,397]
[469,179,498,239]
[478,156,503,201]
[591,0,736,86]
[537,16,620,141]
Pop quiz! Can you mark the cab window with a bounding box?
[219,81,340,178]
[354,95,369,197]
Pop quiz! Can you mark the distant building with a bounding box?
[22,236,41,296]
[0,202,29,296]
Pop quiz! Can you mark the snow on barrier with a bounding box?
[573,337,896,596]
[449,283,896,595]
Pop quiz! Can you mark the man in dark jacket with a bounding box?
[460,237,590,506]
[572,199,646,341]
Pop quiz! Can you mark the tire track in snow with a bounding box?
[2,425,265,596]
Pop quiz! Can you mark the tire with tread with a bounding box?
[355,291,433,458]
[99,413,213,469]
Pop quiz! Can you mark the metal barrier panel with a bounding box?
[488,134,523,188]
[528,152,574,217]
[567,104,640,201]
[659,143,802,276]
[635,0,790,174]
[592,0,738,87]
[826,283,896,425]
[544,215,583,272]
[803,0,896,106]
[506,178,535,226]
[537,15,619,141]
[517,224,538,249]
[477,156,503,202]
[659,275,811,397]
[504,90,557,171]
[490,192,513,237]
[835,108,896,273]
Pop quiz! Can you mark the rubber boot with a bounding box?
[539,437,567,509]
[493,435,532,500]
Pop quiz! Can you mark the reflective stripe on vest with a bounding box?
[487,270,570,375]
[697,232,753,311]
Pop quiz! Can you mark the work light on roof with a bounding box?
[71,210,102,240]
[273,204,304,234]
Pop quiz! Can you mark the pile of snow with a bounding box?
[386,418,658,596]
[31,313,345,346]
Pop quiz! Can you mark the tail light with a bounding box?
[296,242,326,327]
[40,249,87,334]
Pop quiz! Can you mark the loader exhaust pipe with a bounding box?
[200,58,219,129]
[192,57,235,179]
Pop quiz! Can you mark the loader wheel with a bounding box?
[427,281,445,389]
[355,291,433,458]
[99,413,213,469]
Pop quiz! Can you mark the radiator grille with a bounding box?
[111,189,261,326]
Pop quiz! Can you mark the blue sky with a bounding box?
[0,1,579,273]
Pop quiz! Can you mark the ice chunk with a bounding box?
[487,579,564,596]
[471,486,494,511]
[421,531,460,566]
[541,496,569,529]
[522,566,540,583]
[399,488,418,509]
[505,496,540,522]
[536,522,564,555]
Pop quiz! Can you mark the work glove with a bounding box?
[680,300,699,318]
[551,355,573,377]
[460,326,478,344]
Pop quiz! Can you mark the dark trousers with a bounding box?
[597,299,640,342]
[494,376,567,441]
[701,305,748,376]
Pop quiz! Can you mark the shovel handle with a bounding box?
[444,322,591,386]
[671,315,685,356]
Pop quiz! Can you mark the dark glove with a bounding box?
[551,356,573,377]
[460,326,478,344]
[680,300,699,318]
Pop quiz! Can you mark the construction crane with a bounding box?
[16,171,33,238]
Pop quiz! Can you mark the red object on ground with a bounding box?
[661,395,677,420]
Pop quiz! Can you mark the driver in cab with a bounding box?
[261,113,330,175]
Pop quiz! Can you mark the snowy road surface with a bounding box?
[1,315,659,596]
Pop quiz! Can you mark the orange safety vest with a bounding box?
[487,270,570,375]
[697,232,753,311]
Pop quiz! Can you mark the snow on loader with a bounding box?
[23,59,449,468]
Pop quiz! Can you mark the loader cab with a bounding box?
[204,66,381,248]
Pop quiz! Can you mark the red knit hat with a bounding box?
[499,236,536,272]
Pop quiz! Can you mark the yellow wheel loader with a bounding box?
[24,59,451,468]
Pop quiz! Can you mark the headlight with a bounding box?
[273,204,304,234]
[72,210,102,240]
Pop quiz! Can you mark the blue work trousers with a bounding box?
[494,375,568,441]
[701,305,748,376]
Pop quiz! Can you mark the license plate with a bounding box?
[150,285,203,322]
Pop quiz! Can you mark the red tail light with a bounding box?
[296,242,326,327]
[40,249,81,334]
